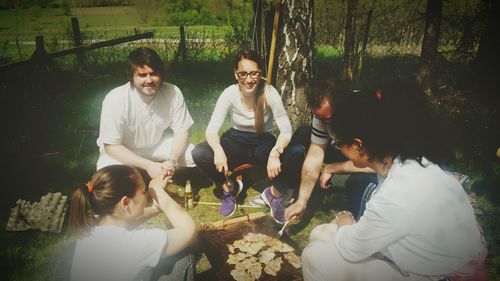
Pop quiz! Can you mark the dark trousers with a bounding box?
[150,250,194,281]
[291,125,378,219]
[191,128,306,201]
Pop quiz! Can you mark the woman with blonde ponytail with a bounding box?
[192,49,305,223]
[70,165,196,281]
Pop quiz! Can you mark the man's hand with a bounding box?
[162,159,178,177]
[267,156,281,179]
[285,200,307,221]
[319,171,334,189]
[213,147,228,174]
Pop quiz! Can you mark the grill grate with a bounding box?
[198,215,303,281]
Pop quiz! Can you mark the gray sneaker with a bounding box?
[250,193,294,207]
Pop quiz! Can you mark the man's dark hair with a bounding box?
[126,47,165,80]
[308,79,350,110]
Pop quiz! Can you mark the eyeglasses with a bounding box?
[331,138,345,150]
[236,71,261,79]
[312,114,333,123]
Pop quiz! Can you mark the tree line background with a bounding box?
[1,0,497,97]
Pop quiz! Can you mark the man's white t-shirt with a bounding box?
[71,225,167,281]
[97,82,194,151]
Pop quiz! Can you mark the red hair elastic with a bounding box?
[86,182,94,193]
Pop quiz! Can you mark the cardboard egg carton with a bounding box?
[6,192,68,233]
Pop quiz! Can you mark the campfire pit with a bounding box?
[198,212,303,281]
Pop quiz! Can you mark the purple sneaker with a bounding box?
[261,186,285,224]
[220,178,243,217]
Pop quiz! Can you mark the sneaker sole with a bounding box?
[260,189,284,224]
[235,176,243,198]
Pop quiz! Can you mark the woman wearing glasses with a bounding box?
[301,80,487,281]
[192,49,303,222]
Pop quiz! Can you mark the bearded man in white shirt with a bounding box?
[96,47,195,179]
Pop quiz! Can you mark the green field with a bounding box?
[0,6,232,63]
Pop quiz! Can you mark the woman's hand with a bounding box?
[149,174,171,192]
[267,155,282,179]
[146,161,167,179]
[213,147,228,175]
[331,211,356,229]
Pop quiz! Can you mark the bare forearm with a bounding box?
[206,133,223,152]
[153,191,194,230]
[297,159,323,203]
[324,160,375,174]
[296,143,326,203]
[274,135,290,151]
[169,131,189,161]
[104,144,152,170]
[150,188,196,256]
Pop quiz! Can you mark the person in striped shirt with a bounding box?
[284,80,377,221]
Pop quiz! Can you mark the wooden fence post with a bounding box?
[30,35,50,69]
[32,36,47,58]
[71,17,86,69]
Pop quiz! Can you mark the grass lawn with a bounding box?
[0,47,499,280]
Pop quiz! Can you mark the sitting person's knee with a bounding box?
[287,144,306,158]
[191,144,206,163]
[309,223,338,242]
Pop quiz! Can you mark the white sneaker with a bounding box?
[249,195,267,207]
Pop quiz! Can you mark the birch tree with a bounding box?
[276,0,314,129]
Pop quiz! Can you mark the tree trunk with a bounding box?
[417,0,442,95]
[354,6,372,86]
[474,0,500,99]
[343,0,358,82]
[276,0,314,129]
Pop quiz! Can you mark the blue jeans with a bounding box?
[191,128,306,202]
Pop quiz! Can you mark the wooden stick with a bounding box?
[266,0,281,84]
[208,212,267,228]
[195,201,264,208]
